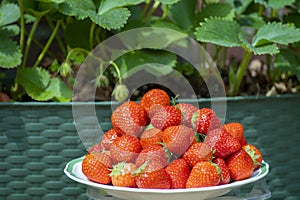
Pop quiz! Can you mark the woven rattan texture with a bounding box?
[1,95,299,200]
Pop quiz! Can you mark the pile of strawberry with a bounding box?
[82,89,263,189]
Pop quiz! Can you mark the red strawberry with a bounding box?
[110,162,137,188]
[182,142,213,167]
[223,122,246,145]
[151,106,182,131]
[213,158,230,185]
[100,129,122,150]
[88,143,104,154]
[140,89,170,114]
[139,127,163,149]
[148,104,165,118]
[204,128,241,159]
[162,125,194,155]
[135,145,167,172]
[110,134,142,164]
[82,153,112,184]
[176,103,198,127]
[242,144,263,170]
[191,108,222,134]
[186,161,221,188]
[226,149,254,181]
[135,168,171,189]
[111,101,149,137]
[165,158,191,189]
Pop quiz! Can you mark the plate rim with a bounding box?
[64,156,269,194]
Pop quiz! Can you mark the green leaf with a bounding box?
[197,3,235,22]
[0,37,22,68]
[98,0,144,15]
[254,0,295,9]
[167,0,198,31]
[90,7,130,30]
[204,0,220,4]
[195,18,242,47]
[0,3,20,27]
[159,0,180,5]
[64,19,91,49]
[252,22,300,47]
[0,24,19,37]
[274,49,300,79]
[24,14,36,24]
[58,0,96,20]
[38,0,65,3]
[226,0,252,14]
[238,13,265,29]
[16,68,72,101]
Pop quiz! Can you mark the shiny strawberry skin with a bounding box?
[88,143,104,154]
[165,158,191,189]
[140,89,170,114]
[139,128,163,149]
[176,103,198,128]
[110,134,142,164]
[242,144,263,170]
[191,108,222,134]
[151,106,182,131]
[135,168,171,189]
[162,125,194,155]
[186,161,221,188]
[213,157,230,185]
[226,149,254,181]
[110,162,137,188]
[182,142,213,167]
[82,153,112,184]
[111,101,149,137]
[204,128,241,159]
[101,129,122,151]
[224,122,245,145]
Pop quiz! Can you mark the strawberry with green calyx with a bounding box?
[165,158,191,189]
[82,152,112,184]
[186,161,221,188]
[204,128,241,159]
[111,101,149,137]
[242,144,263,170]
[226,149,255,181]
[135,144,168,172]
[224,122,246,145]
[213,157,230,185]
[110,134,142,164]
[139,127,163,149]
[100,129,122,151]
[110,162,137,188]
[191,108,222,134]
[182,142,213,167]
[151,106,182,131]
[140,88,170,114]
[162,125,194,155]
[176,103,198,128]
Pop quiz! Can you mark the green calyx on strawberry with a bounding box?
[110,162,137,188]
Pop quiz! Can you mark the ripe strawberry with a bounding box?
[204,128,241,159]
[82,153,112,184]
[140,89,170,114]
[100,129,122,150]
[165,158,191,189]
[176,103,198,128]
[182,142,213,167]
[162,125,194,155]
[135,145,167,172]
[110,134,142,164]
[186,161,221,188]
[223,122,246,145]
[135,168,171,189]
[226,149,254,181]
[139,127,163,148]
[151,106,182,131]
[111,101,149,137]
[110,162,137,188]
[242,144,263,170]
[191,108,222,134]
[88,143,104,154]
[213,158,230,185]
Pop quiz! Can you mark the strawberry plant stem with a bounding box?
[89,23,96,50]
[46,17,66,56]
[33,20,61,68]
[229,50,252,96]
[18,0,25,53]
[144,1,160,22]
[110,61,122,85]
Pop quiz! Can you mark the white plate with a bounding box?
[64,157,269,200]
